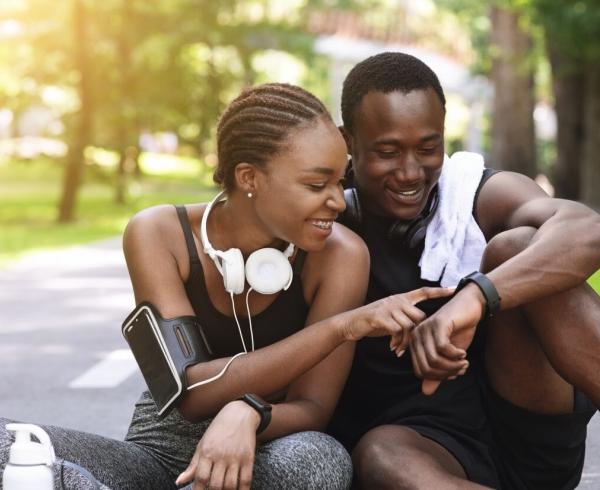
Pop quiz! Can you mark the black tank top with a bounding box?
[175,205,309,358]
[329,169,497,450]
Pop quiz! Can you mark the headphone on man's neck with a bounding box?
[200,191,295,296]
[341,185,439,250]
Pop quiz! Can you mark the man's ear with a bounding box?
[338,125,353,155]
[233,162,259,195]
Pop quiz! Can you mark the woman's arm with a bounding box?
[124,206,454,422]
[123,206,368,421]
[176,222,371,421]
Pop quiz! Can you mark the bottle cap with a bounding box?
[6,424,56,466]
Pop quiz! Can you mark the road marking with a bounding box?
[69,349,138,389]
[581,472,600,479]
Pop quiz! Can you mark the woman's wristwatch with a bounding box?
[238,394,272,434]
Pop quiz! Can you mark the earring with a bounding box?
[247,192,253,198]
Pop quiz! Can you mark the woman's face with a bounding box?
[252,117,348,252]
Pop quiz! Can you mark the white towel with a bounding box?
[419,151,487,287]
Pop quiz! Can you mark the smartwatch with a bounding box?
[238,394,272,434]
[455,271,501,319]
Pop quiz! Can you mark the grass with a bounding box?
[0,155,217,267]
[589,270,600,294]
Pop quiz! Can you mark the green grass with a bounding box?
[0,156,217,267]
[589,270,600,294]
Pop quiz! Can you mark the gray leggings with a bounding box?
[0,392,352,490]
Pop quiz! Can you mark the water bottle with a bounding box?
[2,423,55,490]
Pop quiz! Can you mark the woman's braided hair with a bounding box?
[214,83,331,191]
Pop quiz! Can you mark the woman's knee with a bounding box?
[481,226,537,272]
[254,431,352,489]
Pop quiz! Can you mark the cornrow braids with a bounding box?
[214,83,330,191]
[341,52,446,134]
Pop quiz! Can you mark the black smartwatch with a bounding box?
[455,271,501,319]
[238,394,272,434]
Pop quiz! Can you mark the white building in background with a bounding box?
[314,35,492,154]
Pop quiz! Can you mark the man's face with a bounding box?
[348,88,445,221]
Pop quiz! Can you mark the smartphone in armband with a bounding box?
[122,302,213,418]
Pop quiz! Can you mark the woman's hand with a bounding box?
[176,401,260,490]
[338,287,455,345]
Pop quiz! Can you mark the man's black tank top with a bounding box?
[329,169,497,450]
[175,205,309,358]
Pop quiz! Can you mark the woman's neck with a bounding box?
[208,193,285,257]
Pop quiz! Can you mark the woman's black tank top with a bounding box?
[175,205,309,358]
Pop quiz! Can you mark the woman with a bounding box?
[1,83,452,490]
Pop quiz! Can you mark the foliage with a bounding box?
[0,0,325,170]
[530,0,600,61]
[0,156,217,267]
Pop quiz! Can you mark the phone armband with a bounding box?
[122,302,213,417]
[155,310,213,386]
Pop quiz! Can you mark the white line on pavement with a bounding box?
[581,472,600,479]
[69,349,138,389]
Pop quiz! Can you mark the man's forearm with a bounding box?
[488,205,600,310]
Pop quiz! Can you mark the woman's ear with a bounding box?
[233,162,258,195]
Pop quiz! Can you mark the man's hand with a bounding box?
[409,283,487,395]
[176,400,259,490]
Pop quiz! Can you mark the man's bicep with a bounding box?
[476,171,552,238]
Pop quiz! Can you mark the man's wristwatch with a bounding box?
[238,394,272,434]
[455,271,501,319]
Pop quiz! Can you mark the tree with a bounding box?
[545,39,583,200]
[532,0,600,208]
[439,0,600,208]
[58,0,92,222]
[489,4,536,177]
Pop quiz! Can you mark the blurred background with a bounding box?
[1,2,600,486]
[0,0,600,272]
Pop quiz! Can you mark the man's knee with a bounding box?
[352,426,425,490]
[481,226,537,272]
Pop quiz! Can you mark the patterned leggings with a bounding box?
[0,392,352,490]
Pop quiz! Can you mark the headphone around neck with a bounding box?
[200,191,295,296]
[341,186,439,250]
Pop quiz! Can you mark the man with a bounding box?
[328,52,600,489]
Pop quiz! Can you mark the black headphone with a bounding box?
[341,185,439,250]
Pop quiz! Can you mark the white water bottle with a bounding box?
[2,424,55,490]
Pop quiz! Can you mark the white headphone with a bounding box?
[200,191,295,296]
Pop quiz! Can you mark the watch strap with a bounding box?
[456,271,501,318]
[238,394,272,434]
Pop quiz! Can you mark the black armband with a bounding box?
[154,308,213,385]
[122,302,213,417]
[456,271,501,319]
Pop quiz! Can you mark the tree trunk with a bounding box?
[580,61,600,210]
[115,0,134,205]
[58,0,92,222]
[546,38,584,200]
[489,6,537,177]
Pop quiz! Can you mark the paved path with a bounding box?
[0,238,598,487]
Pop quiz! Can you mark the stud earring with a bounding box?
[247,192,253,198]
